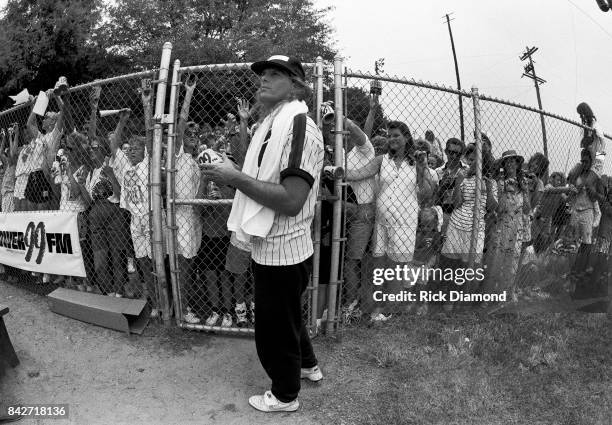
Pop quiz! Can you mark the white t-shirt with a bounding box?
[15,127,62,177]
[346,138,375,204]
[120,151,150,216]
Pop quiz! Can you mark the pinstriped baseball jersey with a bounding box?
[251,113,324,266]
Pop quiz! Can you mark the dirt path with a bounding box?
[0,281,324,425]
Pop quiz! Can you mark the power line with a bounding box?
[566,0,612,40]
[520,46,548,158]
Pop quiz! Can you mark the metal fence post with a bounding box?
[166,59,181,326]
[326,55,344,335]
[151,42,172,323]
[309,56,325,337]
[468,86,482,269]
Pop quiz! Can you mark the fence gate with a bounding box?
[165,60,325,335]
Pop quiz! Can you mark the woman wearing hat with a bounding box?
[483,150,530,300]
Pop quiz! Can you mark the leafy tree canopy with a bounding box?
[0,0,336,109]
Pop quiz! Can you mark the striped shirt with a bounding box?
[251,114,324,266]
[449,176,497,232]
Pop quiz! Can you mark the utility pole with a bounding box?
[520,46,548,158]
[444,13,464,141]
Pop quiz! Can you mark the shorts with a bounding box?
[25,170,53,204]
[225,242,251,274]
[1,192,14,213]
[198,235,230,272]
[373,222,417,263]
[14,174,28,200]
[131,213,152,259]
[176,206,202,259]
[570,208,595,244]
[346,202,375,260]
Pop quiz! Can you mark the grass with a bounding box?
[311,311,612,425]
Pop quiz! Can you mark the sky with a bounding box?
[314,0,612,172]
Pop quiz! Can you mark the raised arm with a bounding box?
[176,75,197,151]
[26,96,41,141]
[141,79,154,151]
[416,152,436,205]
[87,86,102,141]
[45,94,66,167]
[0,129,7,166]
[8,124,19,164]
[110,108,132,155]
[345,154,384,181]
[345,117,368,148]
[364,94,378,139]
[233,97,251,166]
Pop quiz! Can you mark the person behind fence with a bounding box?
[200,55,323,413]
[484,150,530,301]
[437,143,498,311]
[345,121,436,321]
[1,124,19,214]
[118,135,157,309]
[567,148,603,295]
[173,76,203,325]
[15,89,65,212]
[526,153,549,253]
[333,117,376,322]
[576,102,606,177]
[50,131,91,286]
[85,137,124,294]
[435,138,466,235]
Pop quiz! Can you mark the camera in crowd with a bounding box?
[370,80,382,96]
[321,101,335,125]
[323,165,344,180]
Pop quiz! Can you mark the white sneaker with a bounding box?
[107,292,117,297]
[183,308,201,324]
[42,273,51,283]
[301,365,323,382]
[221,313,233,327]
[127,257,136,274]
[248,390,299,413]
[370,312,391,322]
[115,293,123,298]
[205,311,220,327]
[235,302,248,326]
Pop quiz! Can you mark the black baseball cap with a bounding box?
[251,55,306,81]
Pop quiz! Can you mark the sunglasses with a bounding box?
[446,150,462,156]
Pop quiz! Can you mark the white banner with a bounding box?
[0,211,86,277]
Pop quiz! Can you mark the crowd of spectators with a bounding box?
[0,77,608,326]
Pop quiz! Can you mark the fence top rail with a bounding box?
[344,70,472,98]
[346,69,612,141]
[177,62,315,74]
[0,69,156,118]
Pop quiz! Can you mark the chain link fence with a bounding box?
[165,61,323,334]
[2,50,610,334]
[333,67,612,328]
[0,70,169,314]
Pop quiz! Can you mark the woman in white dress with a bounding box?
[346,121,436,321]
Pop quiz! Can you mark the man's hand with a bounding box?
[185,74,197,92]
[199,153,239,185]
[237,98,250,122]
[90,86,102,107]
[119,108,132,119]
[414,150,427,169]
[102,165,117,183]
[369,94,378,110]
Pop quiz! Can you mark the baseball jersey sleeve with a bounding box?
[279,113,324,188]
